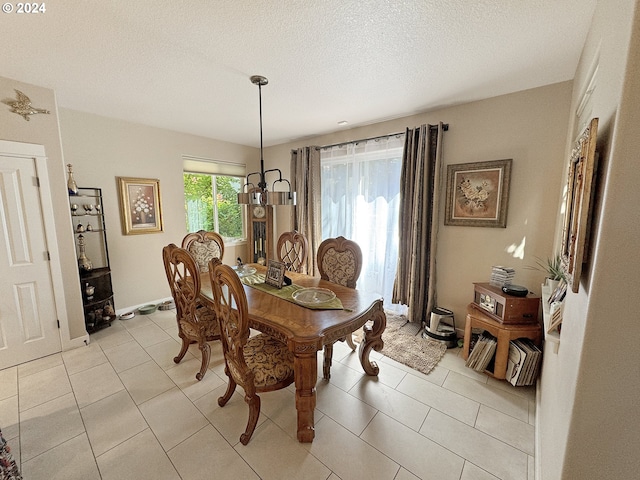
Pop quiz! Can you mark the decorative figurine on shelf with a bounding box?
[104,303,115,318]
[67,164,78,195]
[76,224,85,233]
[86,223,93,231]
[70,203,78,215]
[77,234,93,272]
[85,283,95,300]
[86,311,95,330]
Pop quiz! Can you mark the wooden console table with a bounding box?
[463,304,542,380]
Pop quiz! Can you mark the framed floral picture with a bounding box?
[444,159,512,227]
[117,177,164,235]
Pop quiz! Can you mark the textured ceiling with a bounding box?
[2,1,595,147]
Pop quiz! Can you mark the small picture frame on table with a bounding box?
[265,260,286,288]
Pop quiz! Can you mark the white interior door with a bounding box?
[0,151,61,369]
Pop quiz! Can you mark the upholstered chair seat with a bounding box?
[178,304,218,340]
[243,334,295,388]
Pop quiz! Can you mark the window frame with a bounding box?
[183,170,247,245]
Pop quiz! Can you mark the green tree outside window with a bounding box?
[184,173,244,240]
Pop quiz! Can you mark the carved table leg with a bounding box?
[358,302,386,376]
[294,351,317,442]
[322,343,333,380]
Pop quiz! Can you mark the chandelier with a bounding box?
[237,75,296,206]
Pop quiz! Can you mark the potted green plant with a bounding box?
[526,253,566,290]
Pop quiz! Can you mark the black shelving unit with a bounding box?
[69,187,115,333]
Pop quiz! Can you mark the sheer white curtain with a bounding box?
[320,135,406,312]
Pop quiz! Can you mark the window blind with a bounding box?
[182,155,245,177]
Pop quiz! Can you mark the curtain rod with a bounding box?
[297,123,449,152]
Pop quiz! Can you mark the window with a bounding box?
[320,134,405,312]
[182,156,246,243]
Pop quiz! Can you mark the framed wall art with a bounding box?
[560,117,598,293]
[117,177,164,235]
[444,159,512,227]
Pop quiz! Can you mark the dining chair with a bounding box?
[181,230,224,336]
[317,236,363,379]
[276,230,309,273]
[162,243,219,381]
[208,258,295,445]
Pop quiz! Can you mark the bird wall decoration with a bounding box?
[7,89,50,121]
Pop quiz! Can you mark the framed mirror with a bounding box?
[560,118,598,293]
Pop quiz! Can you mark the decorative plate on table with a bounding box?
[233,265,257,277]
[292,287,336,306]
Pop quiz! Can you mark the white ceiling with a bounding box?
[2,1,595,147]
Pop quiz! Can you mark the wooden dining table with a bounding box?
[199,264,386,443]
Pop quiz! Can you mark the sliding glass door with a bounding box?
[320,134,405,312]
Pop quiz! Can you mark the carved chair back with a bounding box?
[162,243,218,381]
[209,258,252,391]
[277,230,309,273]
[163,243,200,323]
[181,230,225,273]
[317,236,363,288]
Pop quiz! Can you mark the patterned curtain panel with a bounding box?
[392,123,445,323]
[290,146,322,275]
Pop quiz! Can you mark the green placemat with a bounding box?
[240,274,343,310]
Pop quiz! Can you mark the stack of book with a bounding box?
[505,339,543,386]
[465,331,497,372]
[489,266,515,287]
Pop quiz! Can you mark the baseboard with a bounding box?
[62,333,91,350]
[116,297,173,316]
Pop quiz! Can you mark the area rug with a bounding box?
[354,312,447,375]
[0,428,22,480]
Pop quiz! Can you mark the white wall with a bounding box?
[266,81,573,329]
[537,0,640,478]
[57,109,259,311]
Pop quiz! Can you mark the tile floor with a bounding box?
[0,308,536,480]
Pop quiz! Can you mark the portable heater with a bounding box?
[422,307,457,348]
